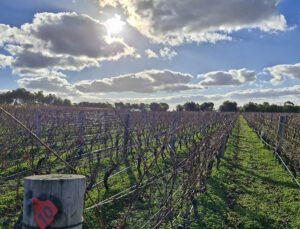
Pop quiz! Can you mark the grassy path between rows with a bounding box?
[192,115,300,229]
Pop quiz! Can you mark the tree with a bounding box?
[219,101,238,112]
[243,102,259,112]
[63,99,72,106]
[35,91,45,104]
[139,103,149,111]
[284,101,294,106]
[283,101,298,113]
[200,102,214,111]
[183,102,199,111]
[159,103,169,111]
[149,102,159,111]
[115,102,125,110]
[176,104,184,111]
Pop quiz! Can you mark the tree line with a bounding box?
[0,88,72,106]
[0,88,299,113]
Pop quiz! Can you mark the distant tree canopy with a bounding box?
[1,88,299,113]
[149,102,169,111]
[219,101,238,112]
[0,88,71,106]
[176,102,214,112]
[77,102,113,109]
[240,101,300,113]
[114,102,150,111]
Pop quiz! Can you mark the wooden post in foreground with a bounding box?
[22,174,86,229]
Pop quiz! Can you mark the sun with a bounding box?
[105,14,125,35]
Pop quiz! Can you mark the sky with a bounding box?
[0,0,300,108]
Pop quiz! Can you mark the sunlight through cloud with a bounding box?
[105,14,125,35]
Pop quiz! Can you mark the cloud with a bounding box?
[198,68,256,86]
[17,74,300,107]
[145,49,158,58]
[0,12,135,77]
[75,69,202,93]
[17,69,203,94]
[100,0,289,45]
[0,54,13,68]
[227,85,300,100]
[159,47,177,60]
[18,76,75,94]
[155,85,300,106]
[26,12,131,58]
[10,49,99,75]
[264,63,300,85]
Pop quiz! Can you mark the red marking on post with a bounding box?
[32,197,58,229]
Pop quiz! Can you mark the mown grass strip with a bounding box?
[192,115,300,229]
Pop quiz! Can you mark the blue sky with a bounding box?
[0,0,300,107]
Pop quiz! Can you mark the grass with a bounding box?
[2,115,299,228]
[193,115,300,229]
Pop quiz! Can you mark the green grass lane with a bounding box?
[193,115,300,229]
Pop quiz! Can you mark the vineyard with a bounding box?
[0,106,238,228]
[243,113,300,182]
[1,106,300,228]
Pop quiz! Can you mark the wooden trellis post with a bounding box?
[22,174,86,229]
[170,113,177,157]
[78,111,85,157]
[34,109,42,148]
[202,112,206,135]
[123,112,130,162]
[276,116,287,153]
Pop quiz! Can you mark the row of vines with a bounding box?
[0,106,238,228]
[243,112,300,180]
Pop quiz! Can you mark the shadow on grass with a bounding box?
[223,159,299,190]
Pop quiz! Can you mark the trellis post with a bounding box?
[22,174,86,229]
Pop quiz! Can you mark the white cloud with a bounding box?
[264,63,300,85]
[18,76,74,94]
[0,54,13,68]
[145,49,158,58]
[198,68,256,86]
[17,69,203,95]
[75,69,202,93]
[227,85,300,101]
[16,74,300,107]
[0,12,135,77]
[159,47,177,60]
[91,85,300,106]
[100,0,289,45]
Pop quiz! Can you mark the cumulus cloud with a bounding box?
[0,54,13,68]
[0,12,135,77]
[18,76,75,94]
[17,74,300,107]
[198,68,256,86]
[159,47,177,60]
[75,69,202,93]
[145,49,158,58]
[158,85,300,106]
[90,85,300,106]
[264,63,300,85]
[100,0,289,45]
[228,85,300,100]
[17,69,203,94]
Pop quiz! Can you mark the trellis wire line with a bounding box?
[0,115,199,182]
[140,185,183,229]
[91,153,155,189]
[85,152,194,210]
[251,124,300,188]
[147,157,206,229]
[0,106,76,172]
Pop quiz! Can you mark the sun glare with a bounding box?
[105,15,125,35]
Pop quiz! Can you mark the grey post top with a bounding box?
[25,174,85,181]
